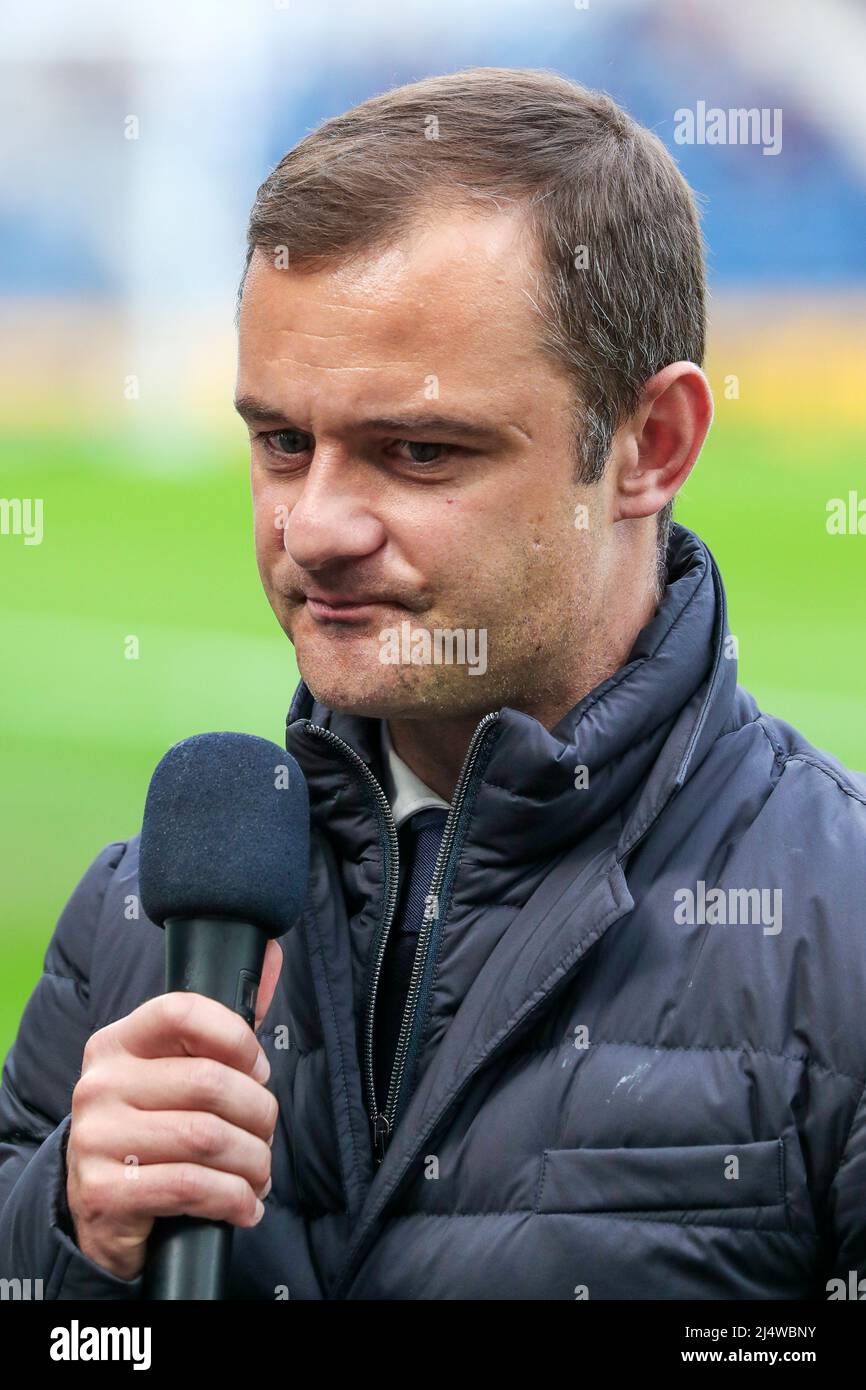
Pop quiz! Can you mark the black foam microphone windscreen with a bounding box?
[139,732,309,938]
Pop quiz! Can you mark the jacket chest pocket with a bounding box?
[534,1138,790,1230]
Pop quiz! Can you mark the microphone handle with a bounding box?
[143,917,269,1301]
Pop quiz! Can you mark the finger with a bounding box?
[255,938,283,1031]
[80,1159,266,1229]
[81,1108,272,1196]
[75,1055,278,1140]
[90,993,268,1082]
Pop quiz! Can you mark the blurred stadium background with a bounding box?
[1,0,864,1054]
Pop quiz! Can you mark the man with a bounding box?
[1,68,865,1300]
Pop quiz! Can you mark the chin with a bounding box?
[298,655,406,716]
[301,661,489,720]
[301,681,408,719]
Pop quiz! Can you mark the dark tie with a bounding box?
[373,807,449,1108]
[397,806,449,934]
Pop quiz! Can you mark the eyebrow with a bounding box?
[233,395,508,444]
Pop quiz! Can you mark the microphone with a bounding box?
[138,732,309,1300]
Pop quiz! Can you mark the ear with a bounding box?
[612,362,713,522]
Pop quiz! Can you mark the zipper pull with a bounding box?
[373,1113,391,1163]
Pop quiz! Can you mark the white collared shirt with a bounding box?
[379,720,450,830]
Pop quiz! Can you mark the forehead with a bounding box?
[237,209,553,394]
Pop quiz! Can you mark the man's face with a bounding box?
[236,209,610,721]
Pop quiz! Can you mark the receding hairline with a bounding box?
[237,186,550,319]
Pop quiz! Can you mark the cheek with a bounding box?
[251,485,289,559]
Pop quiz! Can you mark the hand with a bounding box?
[65,938,283,1280]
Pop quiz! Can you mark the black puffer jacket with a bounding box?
[2,525,865,1299]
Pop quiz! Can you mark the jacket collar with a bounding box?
[285,524,736,866]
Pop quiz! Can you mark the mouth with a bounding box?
[304,595,392,624]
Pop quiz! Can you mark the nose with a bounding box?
[281,450,387,571]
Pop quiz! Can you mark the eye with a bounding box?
[391,440,451,466]
[255,430,457,471]
[261,428,313,457]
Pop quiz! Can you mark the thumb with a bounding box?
[255,938,283,1032]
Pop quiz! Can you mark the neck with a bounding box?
[388,570,660,802]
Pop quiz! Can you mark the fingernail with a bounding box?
[260,1176,272,1199]
[253,1049,270,1083]
[268,1132,274,1147]
[253,1199,265,1223]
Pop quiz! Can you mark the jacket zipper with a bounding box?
[303,712,501,1163]
[382,711,501,1150]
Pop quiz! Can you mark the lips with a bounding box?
[304,593,390,623]
[305,592,383,607]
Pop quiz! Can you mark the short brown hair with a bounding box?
[242,67,707,583]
